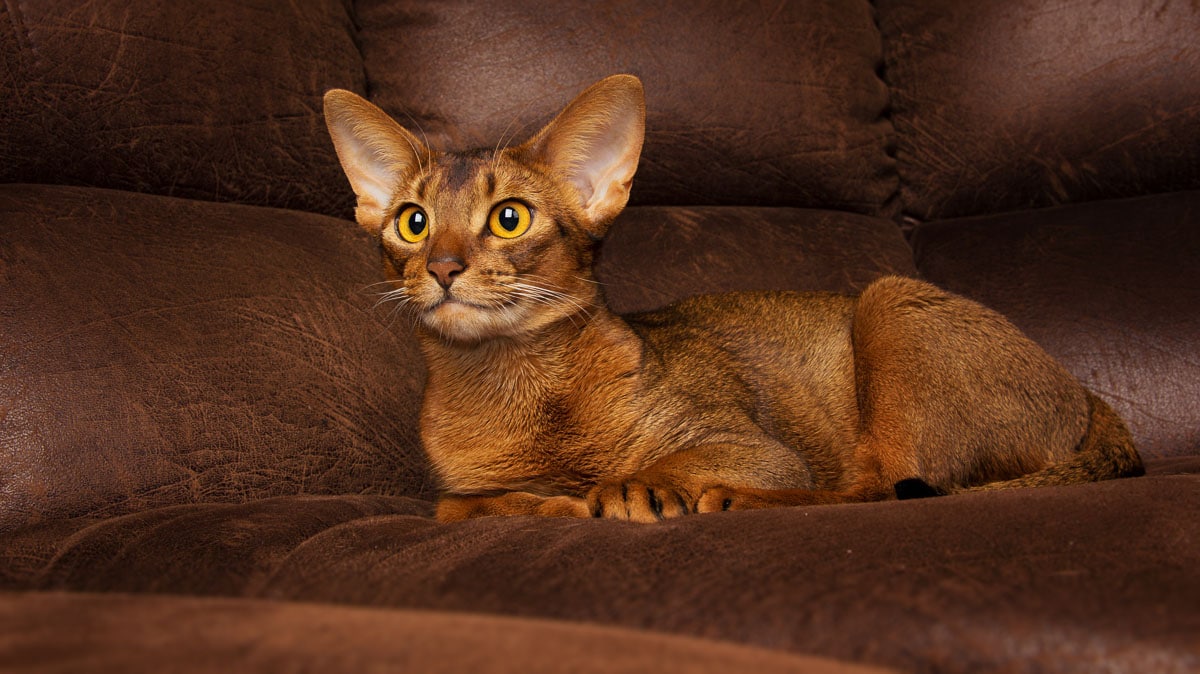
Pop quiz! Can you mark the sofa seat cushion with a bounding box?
[913,190,1200,458]
[0,591,896,674]
[2,458,1197,673]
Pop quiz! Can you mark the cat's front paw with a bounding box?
[697,485,847,512]
[587,479,695,523]
[695,486,740,513]
[437,492,590,522]
[695,486,780,513]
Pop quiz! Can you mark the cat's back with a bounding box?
[624,289,859,414]
[622,291,861,462]
[623,290,857,356]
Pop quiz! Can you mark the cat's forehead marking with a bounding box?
[440,152,494,194]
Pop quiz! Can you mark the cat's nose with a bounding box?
[427,256,467,290]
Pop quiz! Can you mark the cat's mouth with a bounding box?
[414,280,585,343]
[416,291,527,343]
[428,292,497,313]
[432,295,472,309]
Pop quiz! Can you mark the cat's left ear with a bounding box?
[521,75,645,238]
[324,89,431,233]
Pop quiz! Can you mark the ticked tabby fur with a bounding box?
[323,75,1143,523]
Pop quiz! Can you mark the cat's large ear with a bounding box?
[323,89,430,233]
[520,75,645,238]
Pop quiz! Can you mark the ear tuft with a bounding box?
[323,89,430,232]
[520,75,646,238]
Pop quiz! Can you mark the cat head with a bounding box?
[324,75,645,344]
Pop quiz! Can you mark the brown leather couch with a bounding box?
[2,2,1197,672]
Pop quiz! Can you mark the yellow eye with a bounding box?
[488,201,532,239]
[395,205,429,243]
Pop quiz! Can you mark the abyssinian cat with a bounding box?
[323,75,1144,523]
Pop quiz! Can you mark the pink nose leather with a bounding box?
[427,257,466,289]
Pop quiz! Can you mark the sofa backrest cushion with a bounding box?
[2,1,898,217]
[355,0,897,215]
[0,0,363,217]
[879,0,1200,221]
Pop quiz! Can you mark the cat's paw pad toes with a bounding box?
[695,486,739,514]
[587,480,693,523]
[696,486,775,513]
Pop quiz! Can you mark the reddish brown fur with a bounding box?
[323,76,1144,524]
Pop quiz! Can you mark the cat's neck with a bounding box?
[417,302,648,496]
[417,305,642,404]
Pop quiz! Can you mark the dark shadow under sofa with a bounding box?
[2,2,1198,672]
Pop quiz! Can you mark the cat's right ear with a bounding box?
[520,75,645,239]
[323,89,430,233]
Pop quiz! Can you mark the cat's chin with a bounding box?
[419,299,526,344]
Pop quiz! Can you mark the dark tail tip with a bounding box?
[894,478,944,500]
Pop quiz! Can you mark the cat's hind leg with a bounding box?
[693,432,919,512]
[699,275,1114,513]
[947,391,1143,493]
[695,391,1144,512]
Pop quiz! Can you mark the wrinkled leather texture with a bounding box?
[356,0,897,214]
[0,185,431,532]
[879,0,1200,221]
[914,191,1200,458]
[0,0,362,217]
[596,207,917,314]
[3,458,1197,673]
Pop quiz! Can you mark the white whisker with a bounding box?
[361,279,402,289]
[505,280,594,329]
[490,93,543,173]
[372,287,411,310]
[365,281,426,333]
[396,108,433,174]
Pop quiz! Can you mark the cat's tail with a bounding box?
[896,391,1145,500]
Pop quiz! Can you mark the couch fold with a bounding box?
[3,458,1196,673]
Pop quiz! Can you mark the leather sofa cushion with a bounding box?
[597,207,917,314]
[4,458,1197,673]
[356,0,896,214]
[0,184,914,530]
[913,190,1200,458]
[0,592,897,674]
[0,185,429,532]
[0,1,362,217]
[879,0,1200,221]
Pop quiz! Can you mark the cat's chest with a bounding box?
[419,363,641,494]
[416,320,655,494]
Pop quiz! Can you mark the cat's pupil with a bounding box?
[410,212,426,234]
[498,207,520,231]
